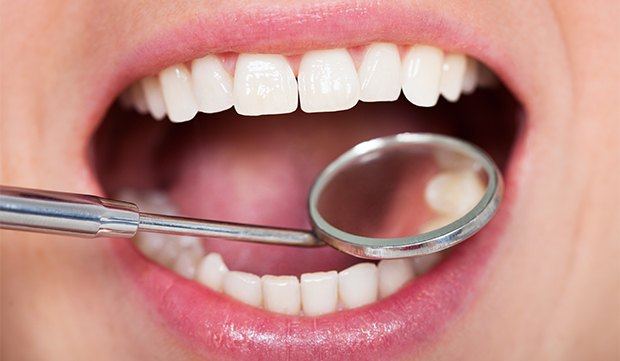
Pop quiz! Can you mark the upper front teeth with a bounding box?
[122,42,493,120]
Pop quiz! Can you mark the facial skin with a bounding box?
[1,0,618,360]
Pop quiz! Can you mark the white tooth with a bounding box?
[298,48,360,113]
[461,57,479,94]
[477,64,498,88]
[401,45,444,107]
[223,271,262,307]
[159,64,198,122]
[140,76,167,120]
[151,238,181,267]
[424,170,486,216]
[358,43,401,102]
[195,253,229,291]
[338,263,378,309]
[134,233,166,259]
[377,259,415,298]
[412,253,442,275]
[300,271,338,316]
[233,54,298,116]
[440,53,467,102]
[191,55,234,113]
[261,275,301,315]
[130,83,149,114]
[172,251,201,279]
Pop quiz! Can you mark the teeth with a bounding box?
[377,259,415,298]
[298,48,360,113]
[159,64,198,122]
[191,55,234,113]
[223,271,263,307]
[261,275,301,315]
[172,251,201,279]
[358,43,401,102]
[125,43,492,121]
[461,57,479,94]
[130,83,149,114]
[440,53,467,102]
[424,169,486,217]
[195,253,229,291]
[300,271,338,316]
[140,76,166,120]
[401,45,444,107]
[338,263,378,309]
[233,54,298,116]
[418,215,459,233]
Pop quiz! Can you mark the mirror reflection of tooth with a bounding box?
[433,148,478,171]
[424,170,485,216]
[418,215,459,234]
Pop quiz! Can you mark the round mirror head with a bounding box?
[308,133,503,259]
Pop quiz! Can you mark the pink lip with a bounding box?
[92,1,530,360]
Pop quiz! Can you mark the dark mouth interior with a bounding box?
[90,84,520,275]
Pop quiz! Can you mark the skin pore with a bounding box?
[1,0,618,360]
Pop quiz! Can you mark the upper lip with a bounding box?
[91,1,527,360]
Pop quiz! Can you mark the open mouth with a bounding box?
[85,4,525,360]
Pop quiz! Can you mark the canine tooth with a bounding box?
[461,57,479,94]
[412,253,442,275]
[261,275,301,315]
[298,48,360,113]
[195,253,229,291]
[440,53,467,102]
[424,170,486,216]
[358,43,401,102]
[191,55,234,113]
[223,271,262,307]
[300,271,338,316]
[159,64,198,122]
[140,76,167,120]
[377,259,415,298]
[130,83,149,114]
[233,54,298,116]
[338,263,378,309]
[401,45,444,107]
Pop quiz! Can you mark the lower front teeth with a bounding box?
[126,166,483,316]
[123,42,495,120]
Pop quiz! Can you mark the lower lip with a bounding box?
[109,199,511,360]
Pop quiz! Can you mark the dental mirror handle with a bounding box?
[0,185,322,247]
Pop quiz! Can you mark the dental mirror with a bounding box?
[0,133,502,260]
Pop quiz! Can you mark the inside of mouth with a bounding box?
[91,84,519,277]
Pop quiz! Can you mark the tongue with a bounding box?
[158,101,449,275]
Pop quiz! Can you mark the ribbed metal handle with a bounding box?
[0,186,140,238]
